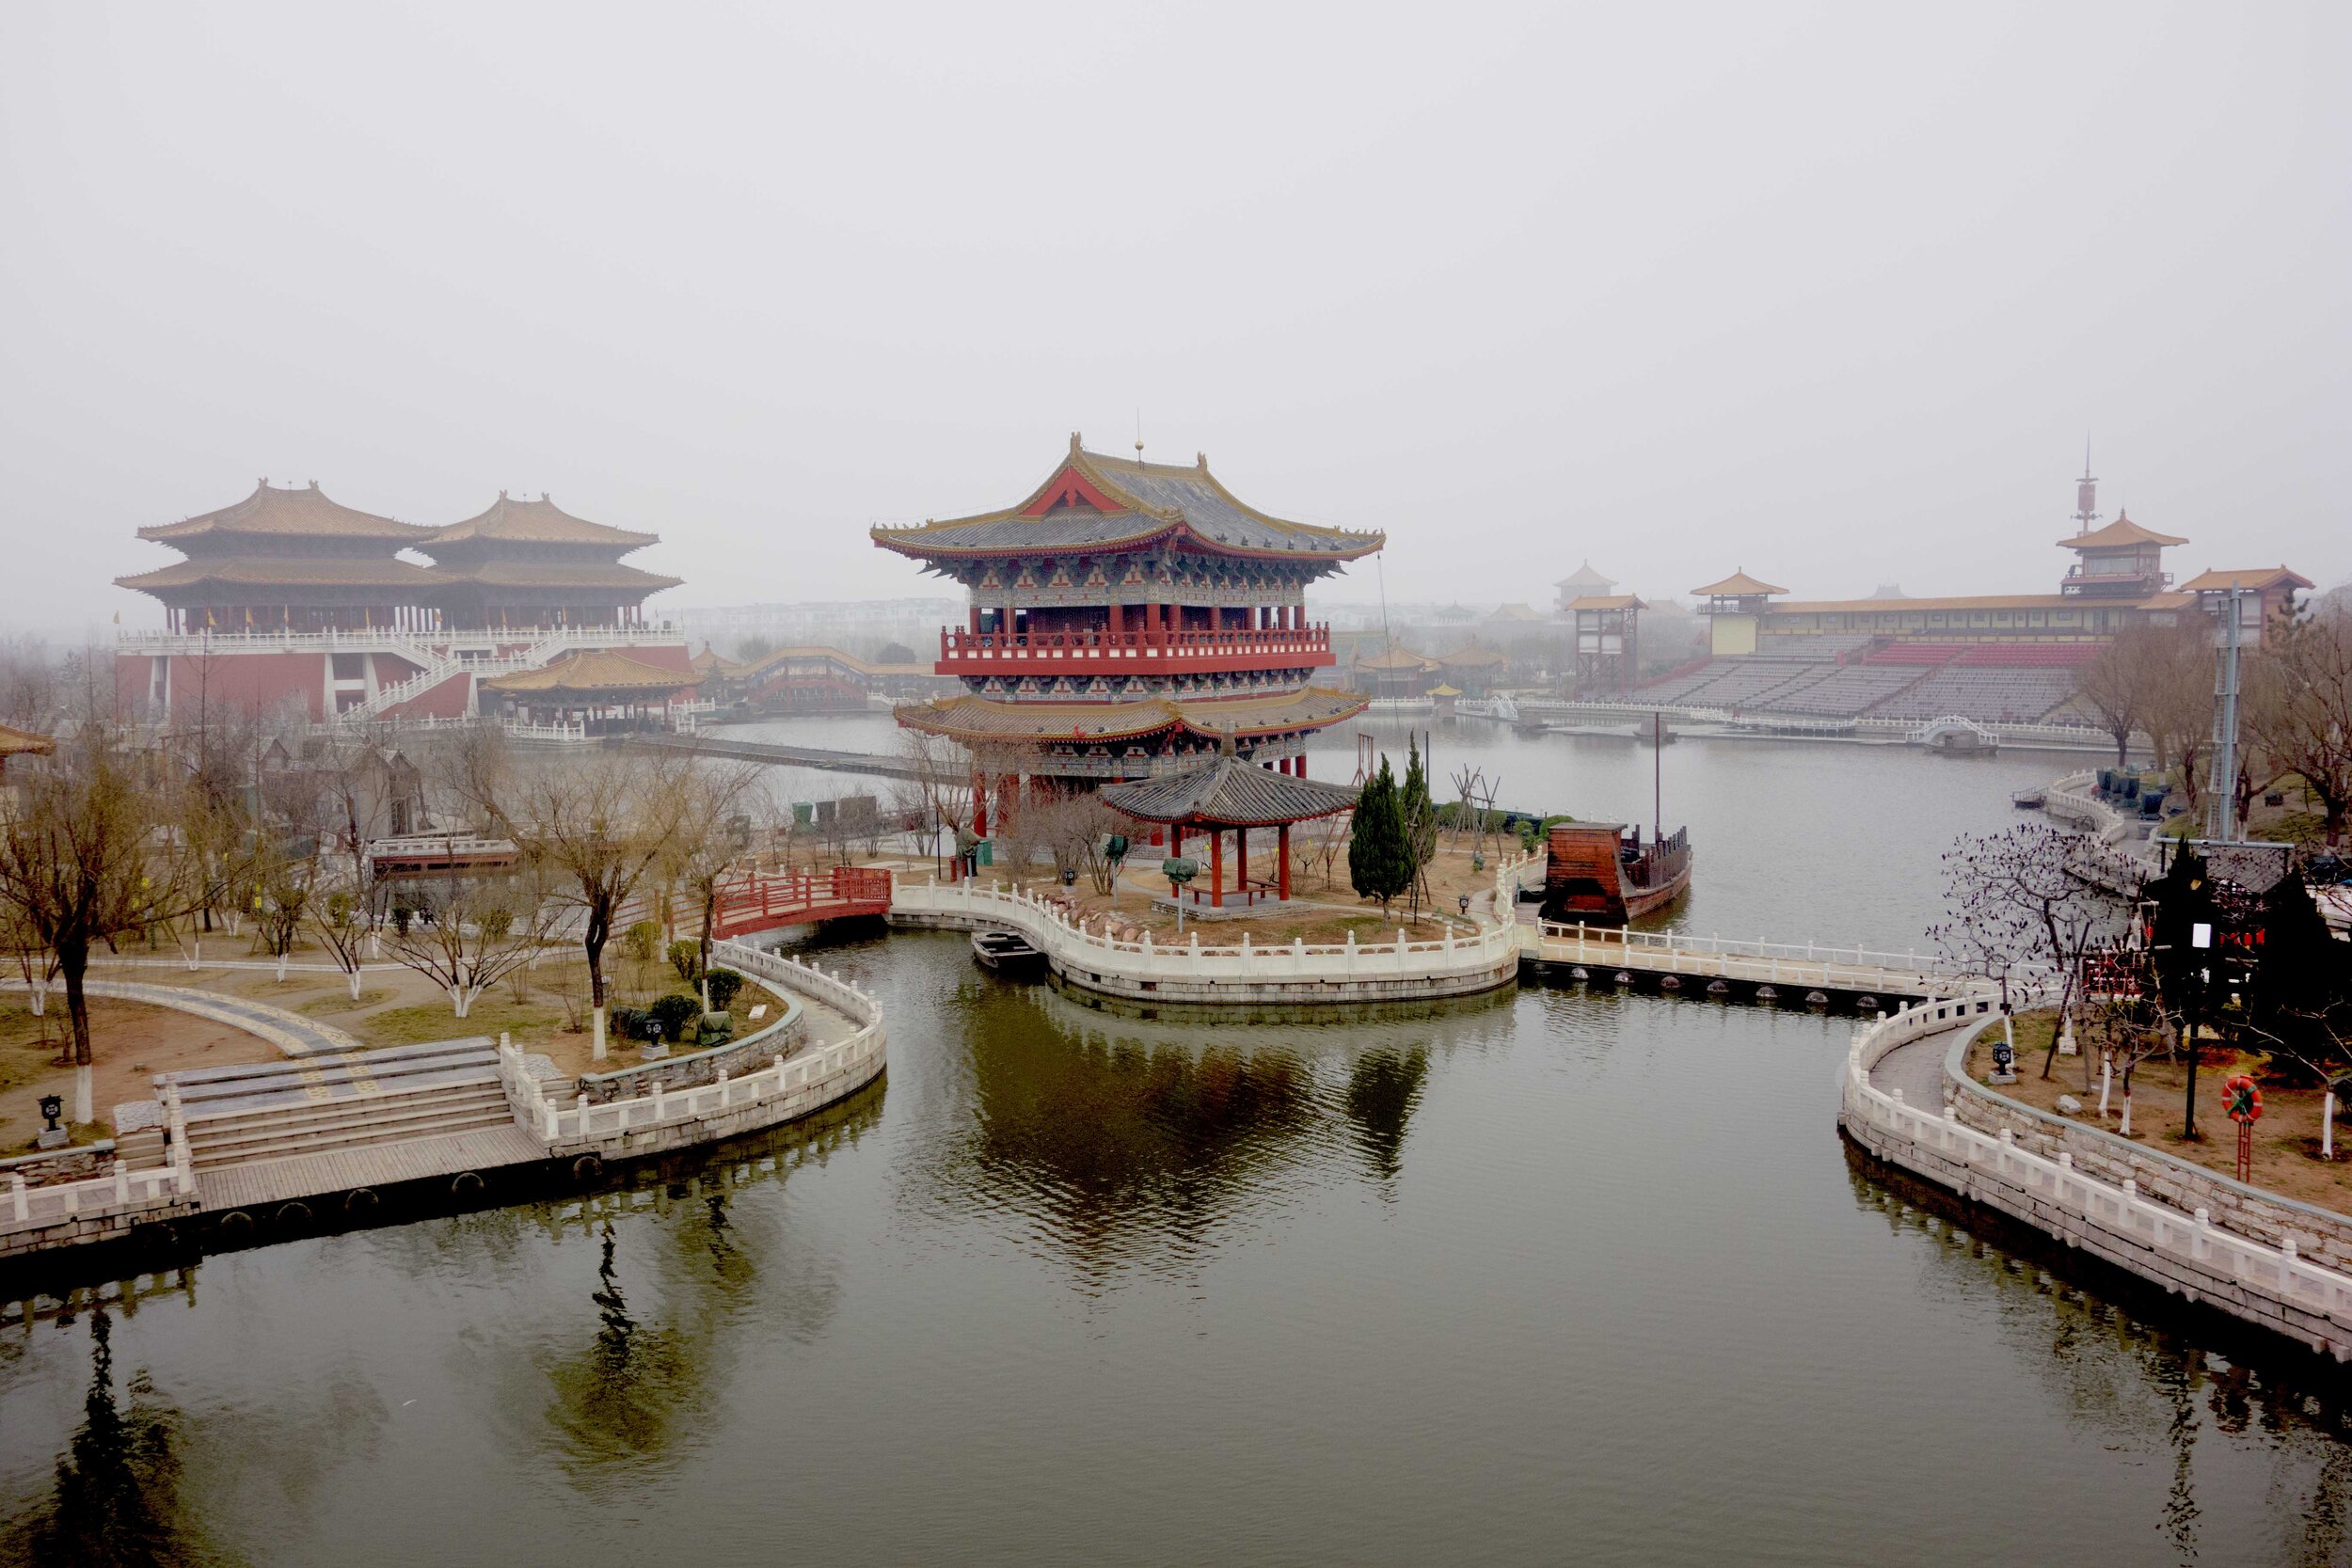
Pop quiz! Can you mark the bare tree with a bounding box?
[472,747,691,1059]
[0,727,230,1120]
[379,865,557,1020]
[2247,607,2352,844]
[658,762,761,1009]
[2074,629,2157,768]
[1930,822,2128,1083]
[309,881,376,1002]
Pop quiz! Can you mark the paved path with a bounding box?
[2,976,360,1056]
[1868,1029,1950,1111]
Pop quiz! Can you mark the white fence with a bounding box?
[2,1093,196,1241]
[1842,993,2352,1354]
[893,854,1534,990]
[1530,921,2004,996]
[504,942,884,1148]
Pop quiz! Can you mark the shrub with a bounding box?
[609,1004,645,1042]
[646,992,700,1044]
[621,921,660,964]
[705,967,744,1012]
[667,938,702,984]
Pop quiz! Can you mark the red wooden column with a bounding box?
[1209,829,1224,909]
[1278,823,1291,901]
[972,772,989,837]
[1236,826,1248,895]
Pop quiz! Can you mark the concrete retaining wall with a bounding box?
[1942,1038,2352,1275]
[1840,999,2352,1360]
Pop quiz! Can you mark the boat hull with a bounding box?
[1538,821,1692,927]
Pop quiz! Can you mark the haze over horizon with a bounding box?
[3,3,2345,641]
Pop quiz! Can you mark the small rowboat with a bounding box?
[2010,787,2046,810]
[971,928,1045,977]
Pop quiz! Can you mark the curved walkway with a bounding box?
[3,976,360,1056]
[1867,1029,1947,1110]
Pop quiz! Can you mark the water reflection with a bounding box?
[5,1309,216,1567]
[1846,1148,2352,1564]
[1342,1046,1428,1189]
[912,977,1482,1289]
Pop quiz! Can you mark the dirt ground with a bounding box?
[0,998,281,1152]
[1967,1008,2352,1217]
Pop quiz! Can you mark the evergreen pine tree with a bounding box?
[2248,867,2352,1070]
[1349,756,1413,915]
[1400,735,1438,918]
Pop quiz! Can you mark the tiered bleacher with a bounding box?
[1629,636,2101,727]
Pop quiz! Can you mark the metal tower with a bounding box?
[2205,586,2244,842]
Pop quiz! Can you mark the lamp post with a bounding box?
[1163,856,1197,934]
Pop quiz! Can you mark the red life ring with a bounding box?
[2223,1074,2263,1125]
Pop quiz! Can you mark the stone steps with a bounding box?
[183,1083,514,1169]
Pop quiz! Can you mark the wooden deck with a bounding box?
[196,1122,548,1213]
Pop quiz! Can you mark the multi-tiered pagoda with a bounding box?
[425,491,679,629]
[874,435,1380,800]
[117,481,446,633]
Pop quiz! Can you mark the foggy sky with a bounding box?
[3,3,2345,639]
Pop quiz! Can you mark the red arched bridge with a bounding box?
[709,866,894,941]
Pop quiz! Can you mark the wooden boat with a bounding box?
[971,928,1045,977]
[1538,821,1692,927]
[2010,786,2046,810]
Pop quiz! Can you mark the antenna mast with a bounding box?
[2073,439,2099,536]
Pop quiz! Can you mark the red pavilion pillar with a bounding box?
[972,772,989,838]
[1236,826,1248,896]
[1278,823,1291,901]
[1209,829,1224,909]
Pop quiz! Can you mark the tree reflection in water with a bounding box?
[917,980,1479,1288]
[8,1308,218,1568]
[1343,1046,1430,1189]
[1847,1151,2352,1565]
[542,1221,694,1472]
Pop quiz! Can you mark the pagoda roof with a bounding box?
[1426,683,1463,697]
[114,558,452,592]
[481,649,691,696]
[1555,560,1614,589]
[140,481,434,545]
[871,434,1384,565]
[433,561,681,592]
[1486,602,1547,622]
[892,687,1368,745]
[1101,756,1359,828]
[0,723,56,759]
[1691,570,1788,597]
[2058,512,2187,550]
[1438,641,1511,667]
[431,492,659,548]
[2137,592,2197,611]
[1355,642,1434,670]
[2176,565,2313,593]
[1564,594,1644,611]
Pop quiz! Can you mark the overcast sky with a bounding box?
[3,3,2345,638]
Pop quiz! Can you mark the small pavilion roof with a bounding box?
[1554,560,1615,590]
[431,492,659,548]
[1438,641,1511,667]
[1355,642,1434,671]
[1486,602,1546,622]
[1101,756,1359,828]
[872,433,1383,565]
[1564,594,1644,611]
[1426,683,1463,698]
[0,723,56,759]
[2176,565,2313,593]
[2058,513,2187,550]
[482,649,691,697]
[140,481,434,545]
[1691,570,1788,597]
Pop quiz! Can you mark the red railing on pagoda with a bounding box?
[938,625,1331,676]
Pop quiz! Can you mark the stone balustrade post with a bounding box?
[11,1173,26,1223]
[652,1082,666,1120]
[113,1164,130,1206]
[718,1070,730,1110]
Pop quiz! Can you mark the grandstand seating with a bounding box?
[1863,642,1964,666]
[1866,666,2078,722]
[1952,643,2096,668]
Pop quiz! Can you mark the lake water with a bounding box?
[8,718,2350,1567]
